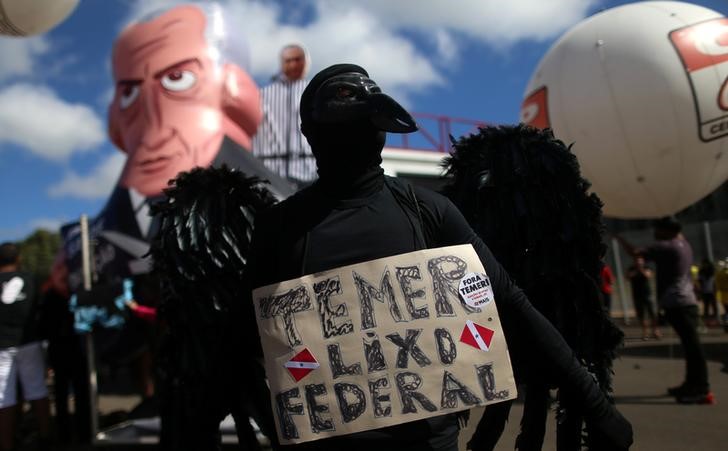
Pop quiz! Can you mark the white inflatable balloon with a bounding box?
[0,0,79,36]
[521,1,728,219]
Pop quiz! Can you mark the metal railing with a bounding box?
[387,112,489,153]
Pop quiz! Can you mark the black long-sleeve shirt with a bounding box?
[247,166,623,450]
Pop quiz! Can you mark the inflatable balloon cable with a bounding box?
[149,165,277,450]
[443,125,623,451]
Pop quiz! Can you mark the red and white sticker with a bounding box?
[284,348,320,382]
[459,320,495,352]
[458,272,493,309]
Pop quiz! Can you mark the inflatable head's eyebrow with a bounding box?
[108,4,261,197]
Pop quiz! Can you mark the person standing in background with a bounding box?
[39,252,91,445]
[0,242,52,451]
[627,255,660,340]
[253,44,318,185]
[697,258,718,326]
[616,218,712,404]
[716,259,728,328]
[600,262,615,313]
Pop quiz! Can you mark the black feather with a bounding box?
[445,125,622,451]
[150,165,276,314]
[148,165,278,446]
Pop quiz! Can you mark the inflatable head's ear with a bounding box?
[221,63,262,150]
[301,63,417,134]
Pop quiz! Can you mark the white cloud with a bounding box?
[235,2,448,94]
[335,0,600,45]
[0,83,105,161]
[29,217,68,232]
[0,36,50,81]
[48,153,125,200]
[432,29,459,65]
[122,0,598,98]
[123,0,443,94]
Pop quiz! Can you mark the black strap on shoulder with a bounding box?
[384,176,430,250]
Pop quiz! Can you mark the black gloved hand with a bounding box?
[466,401,513,451]
[585,402,633,450]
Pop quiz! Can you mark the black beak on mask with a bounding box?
[310,71,418,134]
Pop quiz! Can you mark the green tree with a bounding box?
[18,229,61,282]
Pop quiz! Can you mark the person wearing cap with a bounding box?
[246,64,633,450]
[615,218,713,404]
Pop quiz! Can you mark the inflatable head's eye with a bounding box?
[161,70,197,91]
[119,83,140,110]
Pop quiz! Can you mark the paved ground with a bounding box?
[458,323,728,451]
[15,323,728,450]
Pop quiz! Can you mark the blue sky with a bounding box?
[0,0,726,241]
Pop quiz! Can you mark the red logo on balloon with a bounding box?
[670,18,728,141]
[520,86,550,130]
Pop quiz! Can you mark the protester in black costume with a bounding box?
[442,125,624,450]
[38,255,91,444]
[245,64,632,450]
[627,256,660,340]
[150,167,280,450]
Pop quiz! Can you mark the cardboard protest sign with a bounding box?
[252,244,516,444]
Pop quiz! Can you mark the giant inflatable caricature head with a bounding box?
[108,4,261,197]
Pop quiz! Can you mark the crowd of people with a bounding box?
[619,236,728,337]
[616,219,716,405]
[4,222,726,449]
[0,243,161,450]
[1,243,52,451]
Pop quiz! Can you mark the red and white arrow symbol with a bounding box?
[284,348,320,382]
[459,320,495,351]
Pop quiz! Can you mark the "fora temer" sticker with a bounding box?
[458,272,493,309]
